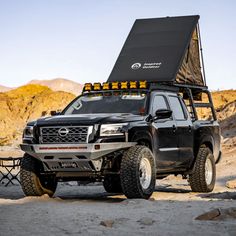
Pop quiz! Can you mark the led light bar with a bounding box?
[102,82,110,90]
[84,83,92,91]
[93,82,101,90]
[129,81,137,89]
[120,81,128,89]
[111,82,119,89]
[83,81,148,92]
[139,81,147,89]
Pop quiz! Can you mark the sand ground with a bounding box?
[0,146,236,236]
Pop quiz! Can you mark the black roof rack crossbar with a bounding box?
[193,103,212,108]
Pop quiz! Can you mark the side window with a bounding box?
[169,96,186,120]
[152,95,168,115]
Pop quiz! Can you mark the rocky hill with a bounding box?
[28,78,83,95]
[0,84,75,145]
[211,90,236,117]
[218,101,236,150]
[197,90,236,150]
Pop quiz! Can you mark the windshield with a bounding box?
[63,92,147,115]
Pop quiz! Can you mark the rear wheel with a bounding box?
[189,147,216,192]
[120,146,156,199]
[20,154,57,197]
[103,175,123,193]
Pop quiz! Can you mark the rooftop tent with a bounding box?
[107,15,205,86]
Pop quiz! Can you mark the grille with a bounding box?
[40,126,91,144]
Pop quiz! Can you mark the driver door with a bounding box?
[151,93,179,172]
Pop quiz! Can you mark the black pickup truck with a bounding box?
[20,15,221,199]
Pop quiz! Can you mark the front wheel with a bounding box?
[120,146,156,199]
[189,147,216,192]
[20,154,57,197]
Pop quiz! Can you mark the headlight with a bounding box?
[23,126,34,139]
[100,123,128,136]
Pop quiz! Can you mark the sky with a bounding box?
[0,0,235,90]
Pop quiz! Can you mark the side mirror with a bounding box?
[155,109,172,120]
[50,110,61,116]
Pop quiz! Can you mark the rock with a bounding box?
[226,180,236,189]
[149,197,155,201]
[223,208,236,219]
[138,217,155,226]
[100,220,114,228]
[196,208,236,221]
[195,209,221,220]
[40,194,51,200]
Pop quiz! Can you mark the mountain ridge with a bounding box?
[28,78,83,95]
[0,78,83,95]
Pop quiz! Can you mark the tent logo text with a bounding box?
[131,62,162,70]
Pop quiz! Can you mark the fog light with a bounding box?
[84,83,92,91]
[111,82,119,89]
[93,83,101,90]
[129,81,137,89]
[121,81,128,89]
[139,81,147,89]
[102,82,110,90]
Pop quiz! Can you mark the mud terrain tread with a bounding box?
[20,154,43,196]
[120,145,156,199]
[20,154,56,196]
[189,147,216,192]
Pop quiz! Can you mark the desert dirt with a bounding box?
[0,146,236,236]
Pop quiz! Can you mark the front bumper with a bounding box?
[20,142,136,172]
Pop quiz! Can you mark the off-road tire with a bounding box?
[120,145,156,199]
[20,154,57,197]
[189,147,216,192]
[103,175,123,193]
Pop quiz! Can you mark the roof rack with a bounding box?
[82,81,209,94]
[149,82,208,92]
[81,81,216,121]
[148,82,216,121]
[179,86,216,121]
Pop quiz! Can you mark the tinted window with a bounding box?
[63,93,147,115]
[152,95,168,115]
[169,96,186,120]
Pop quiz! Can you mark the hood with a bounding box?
[34,113,145,127]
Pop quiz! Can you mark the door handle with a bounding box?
[188,125,192,132]
[172,125,177,132]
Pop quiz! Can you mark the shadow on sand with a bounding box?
[57,192,126,203]
[197,191,236,200]
[155,185,191,194]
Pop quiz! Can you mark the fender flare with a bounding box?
[130,130,153,150]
